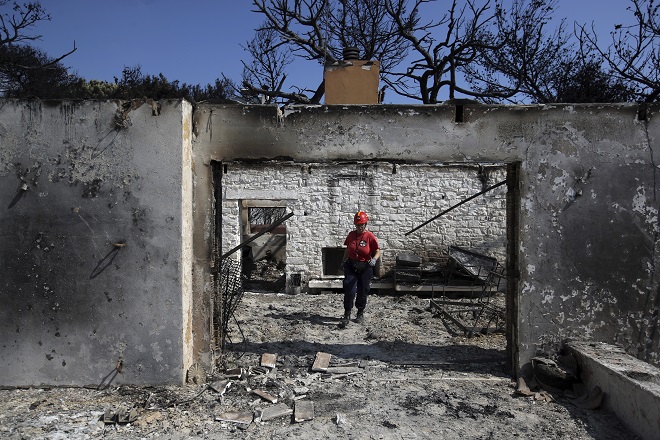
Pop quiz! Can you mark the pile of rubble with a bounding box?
[0,292,638,439]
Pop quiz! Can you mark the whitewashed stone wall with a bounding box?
[221,161,507,288]
[221,200,242,263]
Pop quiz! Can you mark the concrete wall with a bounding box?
[194,103,660,371]
[0,99,193,386]
[1,100,657,385]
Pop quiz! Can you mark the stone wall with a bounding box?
[221,161,507,285]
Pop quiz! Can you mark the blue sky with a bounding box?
[28,0,624,103]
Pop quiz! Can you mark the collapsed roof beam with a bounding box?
[221,211,294,261]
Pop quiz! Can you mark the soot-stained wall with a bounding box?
[194,103,660,371]
[0,99,193,386]
[2,100,657,385]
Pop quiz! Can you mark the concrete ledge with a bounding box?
[307,279,391,290]
[307,279,494,293]
[566,341,660,440]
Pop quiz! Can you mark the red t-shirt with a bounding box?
[344,230,379,262]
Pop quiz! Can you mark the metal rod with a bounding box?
[220,211,294,261]
[405,180,507,236]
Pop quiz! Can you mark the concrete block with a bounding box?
[261,353,277,369]
[312,352,331,372]
[294,400,314,422]
[252,389,278,403]
[566,342,660,440]
[258,403,293,422]
[215,411,253,427]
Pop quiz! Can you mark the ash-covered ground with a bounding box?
[0,291,638,439]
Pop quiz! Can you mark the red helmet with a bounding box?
[354,211,369,225]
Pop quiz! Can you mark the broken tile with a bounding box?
[293,386,309,395]
[311,352,331,372]
[116,407,138,424]
[261,353,278,369]
[325,366,360,375]
[100,407,137,425]
[252,389,278,403]
[258,403,293,422]
[101,408,115,424]
[251,366,269,375]
[223,367,244,379]
[209,379,232,394]
[215,411,253,426]
[294,400,314,423]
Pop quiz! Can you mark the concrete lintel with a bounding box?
[224,189,298,200]
[566,341,660,440]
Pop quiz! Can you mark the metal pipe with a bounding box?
[405,180,507,236]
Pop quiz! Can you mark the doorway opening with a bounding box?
[240,200,287,292]
[212,161,521,375]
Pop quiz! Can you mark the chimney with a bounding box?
[324,47,380,104]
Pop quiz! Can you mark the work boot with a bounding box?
[355,309,365,323]
[340,311,351,327]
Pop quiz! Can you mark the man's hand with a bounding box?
[369,257,378,267]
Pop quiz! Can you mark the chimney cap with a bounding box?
[343,47,360,60]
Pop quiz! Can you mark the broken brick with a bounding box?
[261,353,278,369]
[258,403,292,422]
[294,400,314,423]
[252,389,278,403]
[311,352,331,372]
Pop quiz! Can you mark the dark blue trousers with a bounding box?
[343,261,373,312]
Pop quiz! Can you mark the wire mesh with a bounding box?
[430,262,506,337]
[215,258,244,352]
